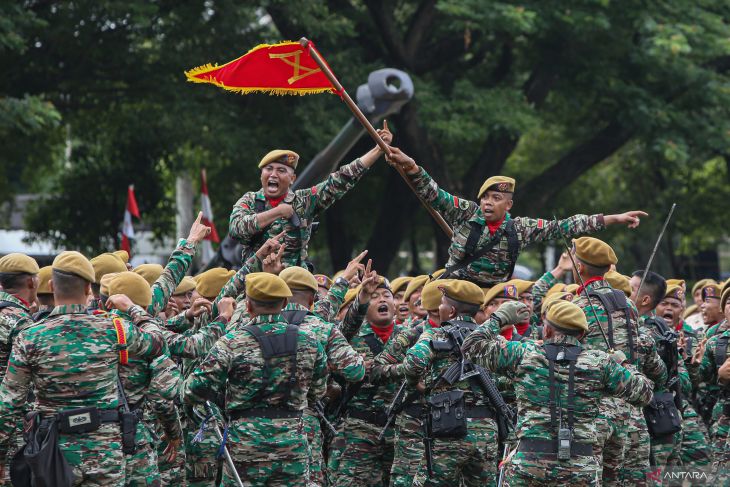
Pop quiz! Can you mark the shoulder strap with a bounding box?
[716,335,729,368]
[588,289,636,358]
[242,323,300,404]
[0,300,21,311]
[281,309,310,326]
[464,221,483,256]
[363,333,385,356]
[566,360,577,430]
[544,343,581,433]
[442,221,511,279]
[254,199,266,213]
[504,219,520,279]
[112,317,129,366]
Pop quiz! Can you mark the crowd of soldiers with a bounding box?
[0,128,728,487]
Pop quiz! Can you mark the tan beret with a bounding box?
[511,279,535,295]
[702,283,722,300]
[664,284,685,302]
[691,279,716,296]
[53,251,95,283]
[684,303,699,319]
[604,270,631,298]
[90,253,127,284]
[439,279,484,306]
[545,283,568,299]
[37,266,53,294]
[99,272,119,296]
[666,279,685,289]
[421,280,445,311]
[483,281,519,305]
[430,269,446,280]
[404,275,429,302]
[565,284,580,295]
[722,287,730,311]
[341,287,359,310]
[245,272,292,301]
[546,299,589,332]
[541,291,573,314]
[390,276,413,295]
[477,175,516,199]
[196,268,236,299]
[314,274,332,290]
[258,149,300,170]
[0,253,39,275]
[572,237,617,267]
[174,276,197,295]
[280,266,319,293]
[113,250,130,264]
[109,272,152,308]
[134,264,164,286]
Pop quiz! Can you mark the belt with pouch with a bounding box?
[229,408,303,420]
[36,408,121,434]
[518,438,593,457]
[348,410,388,427]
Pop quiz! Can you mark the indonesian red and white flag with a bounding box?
[200,169,219,263]
[121,185,140,254]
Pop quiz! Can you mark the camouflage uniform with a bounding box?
[406,167,605,286]
[229,158,371,267]
[461,315,655,486]
[372,320,438,487]
[530,270,558,327]
[0,303,165,486]
[395,316,499,487]
[572,278,667,485]
[146,239,196,317]
[183,313,327,487]
[330,321,406,487]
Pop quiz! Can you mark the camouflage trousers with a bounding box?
[330,416,395,487]
[618,405,652,486]
[389,411,423,487]
[124,421,161,487]
[503,450,601,486]
[62,423,127,486]
[680,406,712,468]
[649,431,681,469]
[304,413,325,486]
[154,416,187,486]
[412,417,499,487]
[594,397,631,486]
[711,414,730,484]
[183,416,221,486]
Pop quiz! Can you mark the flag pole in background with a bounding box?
[200,169,220,264]
[121,184,140,255]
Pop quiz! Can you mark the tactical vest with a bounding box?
[587,289,637,361]
[281,309,310,326]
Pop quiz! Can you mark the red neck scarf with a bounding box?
[12,294,31,309]
[266,195,287,207]
[515,322,529,336]
[486,217,505,236]
[395,319,404,325]
[428,318,440,328]
[675,321,684,332]
[500,327,513,340]
[372,322,395,343]
[577,276,604,295]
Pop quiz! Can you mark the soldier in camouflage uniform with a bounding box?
[372,279,444,487]
[330,278,406,487]
[229,124,391,268]
[569,237,667,485]
[385,146,646,287]
[33,265,55,321]
[462,299,654,486]
[530,252,573,330]
[278,265,367,485]
[0,252,166,486]
[183,272,328,486]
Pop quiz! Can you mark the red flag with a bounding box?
[185,41,336,96]
[200,169,220,243]
[121,185,139,255]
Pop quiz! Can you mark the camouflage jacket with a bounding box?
[706,319,729,340]
[146,239,196,317]
[573,279,667,387]
[462,317,654,443]
[161,319,227,359]
[372,318,439,383]
[283,302,365,383]
[696,330,730,396]
[638,314,692,398]
[531,270,558,325]
[407,167,605,286]
[0,304,166,454]
[345,321,406,415]
[0,292,33,383]
[183,313,327,413]
[229,159,370,267]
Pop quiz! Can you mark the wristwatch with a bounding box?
[334,276,349,287]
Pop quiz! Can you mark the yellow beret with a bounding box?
[113,250,130,264]
[0,253,39,275]
[477,175,516,199]
[691,279,716,296]
[702,283,722,300]
[439,279,484,306]
[666,279,685,289]
[545,283,567,299]
[174,276,197,295]
[572,237,617,267]
[258,149,300,170]
[90,253,127,284]
[546,299,589,332]
[421,280,446,311]
[604,270,632,298]
[483,281,519,305]
[430,269,446,280]
[664,284,685,302]
[722,279,730,297]
[53,251,95,283]
[390,276,413,295]
[341,287,359,310]
[541,291,574,314]
[404,275,429,302]
[245,272,292,301]
[99,272,119,296]
[196,268,236,299]
[511,279,535,295]
[565,283,579,295]
[133,264,164,286]
[314,274,332,290]
[280,266,319,293]
[109,272,152,308]
[37,266,53,294]
[722,287,730,311]
[683,303,699,319]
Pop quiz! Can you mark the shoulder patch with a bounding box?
[311,186,318,195]
[537,219,545,229]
